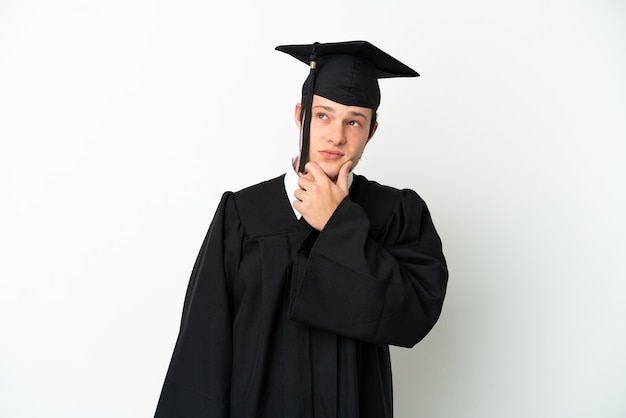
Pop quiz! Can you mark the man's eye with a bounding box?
[316,113,328,120]
[348,121,361,127]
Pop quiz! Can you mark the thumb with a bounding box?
[336,160,353,193]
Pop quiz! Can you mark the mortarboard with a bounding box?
[275,40,419,173]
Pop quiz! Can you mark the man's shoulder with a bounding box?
[226,174,300,237]
[232,174,285,200]
[352,173,421,201]
[351,174,426,226]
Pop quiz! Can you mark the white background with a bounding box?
[1,0,625,417]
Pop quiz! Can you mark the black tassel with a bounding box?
[298,42,319,173]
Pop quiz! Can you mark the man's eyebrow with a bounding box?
[349,111,368,119]
[312,105,334,112]
[312,105,368,119]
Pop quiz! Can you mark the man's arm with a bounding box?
[289,183,448,348]
[155,192,237,418]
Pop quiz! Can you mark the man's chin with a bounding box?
[318,164,340,181]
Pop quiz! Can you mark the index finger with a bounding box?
[302,161,325,179]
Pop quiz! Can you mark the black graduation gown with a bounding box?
[154,174,448,418]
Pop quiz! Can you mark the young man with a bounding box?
[155,40,448,418]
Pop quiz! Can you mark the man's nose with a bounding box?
[327,122,347,144]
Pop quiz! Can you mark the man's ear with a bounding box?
[294,103,303,128]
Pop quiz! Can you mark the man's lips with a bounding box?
[319,150,344,160]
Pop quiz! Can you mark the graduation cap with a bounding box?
[275,40,419,172]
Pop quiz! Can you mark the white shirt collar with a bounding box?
[283,156,354,219]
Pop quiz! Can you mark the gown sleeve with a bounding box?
[289,188,448,348]
[155,192,240,418]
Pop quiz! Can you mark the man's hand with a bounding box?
[294,160,353,231]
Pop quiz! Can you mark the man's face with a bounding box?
[294,95,378,181]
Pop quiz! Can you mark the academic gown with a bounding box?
[154,173,448,418]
